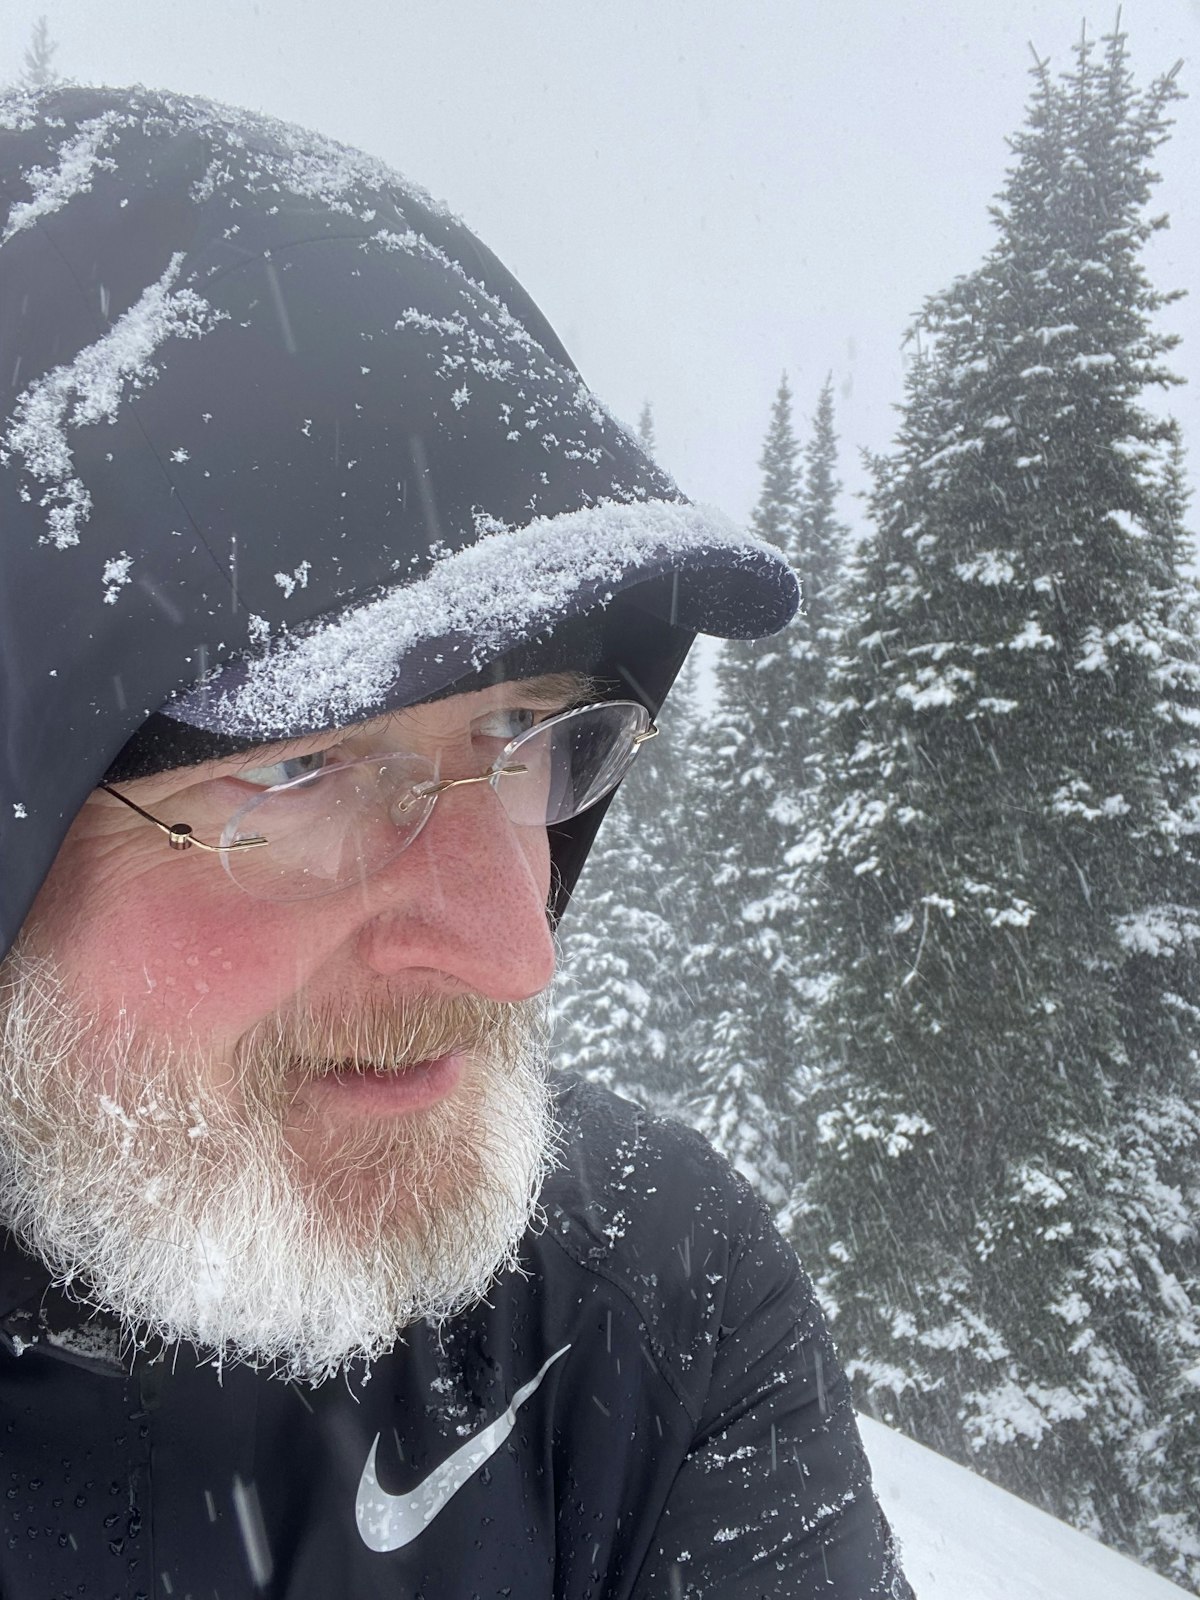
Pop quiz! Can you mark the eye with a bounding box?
[237,749,333,789]
[473,708,542,744]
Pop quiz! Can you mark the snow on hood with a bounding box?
[1,251,226,551]
[0,84,798,955]
[171,500,788,739]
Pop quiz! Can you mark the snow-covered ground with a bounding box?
[861,1416,1192,1598]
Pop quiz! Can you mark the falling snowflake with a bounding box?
[101,551,132,604]
[273,560,311,598]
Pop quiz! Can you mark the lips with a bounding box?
[289,1052,465,1117]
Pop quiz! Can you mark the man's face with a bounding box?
[0,674,581,1381]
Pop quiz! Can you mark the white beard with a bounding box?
[0,938,558,1384]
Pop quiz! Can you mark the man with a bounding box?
[0,85,911,1598]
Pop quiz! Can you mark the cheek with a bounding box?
[29,849,336,1044]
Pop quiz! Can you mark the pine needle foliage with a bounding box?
[798,27,1200,1584]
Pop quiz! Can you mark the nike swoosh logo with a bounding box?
[356,1344,570,1553]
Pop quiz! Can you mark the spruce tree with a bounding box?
[636,401,656,458]
[791,375,853,792]
[799,28,1200,1582]
[1109,435,1200,1582]
[20,17,59,90]
[551,658,704,1114]
[749,372,801,554]
[690,374,850,1216]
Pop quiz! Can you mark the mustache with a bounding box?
[236,991,547,1080]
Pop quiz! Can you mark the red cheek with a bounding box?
[52,865,343,1044]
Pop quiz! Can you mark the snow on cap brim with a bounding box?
[165,499,798,739]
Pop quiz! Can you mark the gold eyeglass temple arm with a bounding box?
[99,785,268,853]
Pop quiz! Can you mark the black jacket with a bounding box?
[0,1078,911,1598]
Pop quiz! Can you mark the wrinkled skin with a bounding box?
[16,676,568,1158]
[0,675,580,1375]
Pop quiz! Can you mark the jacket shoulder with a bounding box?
[545,1072,765,1241]
[541,1075,806,1421]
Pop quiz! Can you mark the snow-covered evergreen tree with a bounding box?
[689,374,851,1216]
[791,374,852,792]
[636,401,656,458]
[20,17,59,90]
[798,28,1200,1584]
[551,658,704,1114]
[1109,435,1200,1581]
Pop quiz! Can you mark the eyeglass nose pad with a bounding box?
[390,790,423,819]
[384,774,438,839]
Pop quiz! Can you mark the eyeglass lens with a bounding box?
[217,701,648,901]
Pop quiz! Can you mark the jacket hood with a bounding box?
[0,84,798,955]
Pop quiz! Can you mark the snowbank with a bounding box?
[860,1416,1191,1598]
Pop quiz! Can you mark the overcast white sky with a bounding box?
[4,0,1198,535]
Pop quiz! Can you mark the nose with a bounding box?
[350,778,557,1002]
